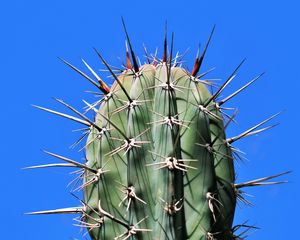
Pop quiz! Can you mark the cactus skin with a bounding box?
[84,60,236,239]
[26,23,289,240]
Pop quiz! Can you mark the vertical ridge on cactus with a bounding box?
[26,23,289,240]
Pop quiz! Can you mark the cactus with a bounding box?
[26,21,288,240]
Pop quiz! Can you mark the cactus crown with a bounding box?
[27,21,288,240]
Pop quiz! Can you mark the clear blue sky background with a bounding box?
[1,0,299,239]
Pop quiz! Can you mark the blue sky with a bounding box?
[1,0,299,239]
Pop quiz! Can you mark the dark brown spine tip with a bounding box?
[126,46,132,69]
[191,58,200,77]
[101,84,110,95]
[162,35,167,63]
[132,56,139,73]
[98,78,110,94]
[192,26,215,77]
[126,51,132,69]
[129,45,139,72]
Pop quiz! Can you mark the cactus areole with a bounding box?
[28,22,288,240]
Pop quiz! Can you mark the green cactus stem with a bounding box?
[26,22,289,240]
